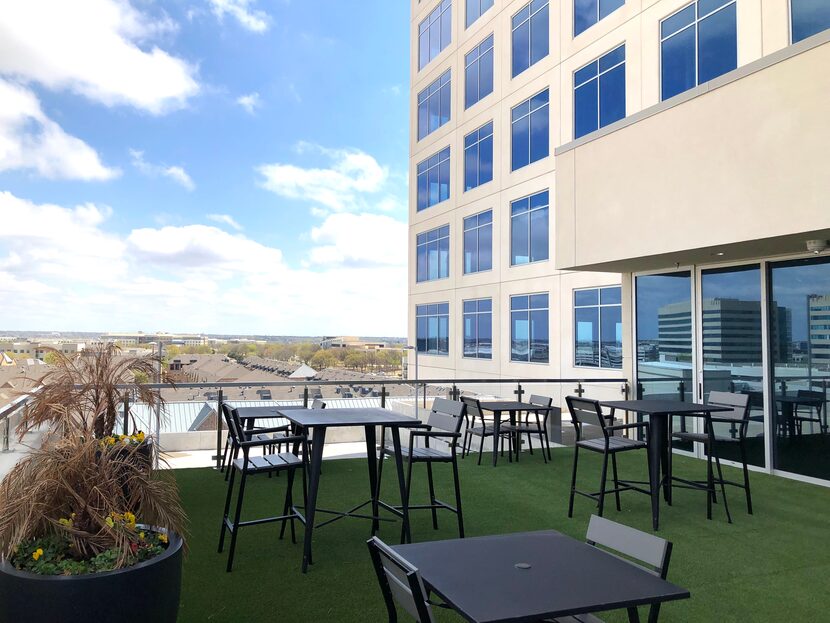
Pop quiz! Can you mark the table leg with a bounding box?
[511,410,518,463]
[492,412,501,467]
[390,428,411,544]
[662,414,673,504]
[648,414,665,531]
[783,402,795,437]
[626,606,641,623]
[365,425,380,535]
[301,426,326,573]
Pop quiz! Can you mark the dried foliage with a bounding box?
[17,343,169,440]
[0,435,187,566]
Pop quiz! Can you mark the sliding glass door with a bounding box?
[700,265,765,467]
[768,257,830,480]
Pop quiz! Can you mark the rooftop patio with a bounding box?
[173,446,829,621]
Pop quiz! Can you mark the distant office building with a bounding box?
[103,332,208,347]
[808,294,830,367]
[320,337,389,350]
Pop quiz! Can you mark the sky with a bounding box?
[0,0,410,337]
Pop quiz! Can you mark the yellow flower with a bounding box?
[124,511,136,527]
[106,437,116,446]
[158,533,168,544]
[58,517,72,527]
[135,431,145,443]
[138,531,145,540]
[105,516,114,528]
[32,548,43,561]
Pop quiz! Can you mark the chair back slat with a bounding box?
[221,403,243,445]
[529,394,552,408]
[460,395,483,418]
[566,396,605,429]
[311,399,326,409]
[368,538,434,623]
[427,398,466,433]
[707,391,749,421]
[586,515,671,577]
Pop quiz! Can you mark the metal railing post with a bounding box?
[636,382,644,400]
[303,386,309,408]
[514,382,524,402]
[422,382,427,408]
[123,392,130,436]
[678,381,687,433]
[622,382,630,399]
[1,416,9,453]
[215,389,224,470]
[574,382,584,397]
[451,383,458,400]
[380,385,387,409]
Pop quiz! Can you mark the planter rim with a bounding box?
[0,527,182,582]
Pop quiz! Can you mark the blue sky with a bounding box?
[0,0,410,336]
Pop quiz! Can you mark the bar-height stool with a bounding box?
[221,403,292,481]
[501,394,553,463]
[376,398,467,542]
[367,537,436,623]
[671,392,745,521]
[793,389,827,435]
[566,397,652,518]
[218,405,307,572]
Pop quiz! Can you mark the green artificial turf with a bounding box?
[174,448,830,622]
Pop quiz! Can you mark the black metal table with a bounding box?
[393,530,689,623]
[600,400,731,530]
[478,401,558,467]
[278,407,419,573]
[235,405,305,431]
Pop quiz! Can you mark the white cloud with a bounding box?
[257,143,388,212]
[236,92,261,114]
[130,149,195,190]
[309,213,406,269]
[208,0,270,33]
[207,214,244,231]
[0,79,119,180]
[0,0,199,114]
[0,190,406,335]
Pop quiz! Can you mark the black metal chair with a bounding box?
[550,515,674,623]
[794,389,827,435]
[367,536,436,623]
[460,395,509,465]
[221,402,293,481]
[218,404,307,572]
[671,391,748,521]
[566,396,651,518]
[376,398,466,542]
[501,394,553,463]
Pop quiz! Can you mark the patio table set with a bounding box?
[211,392,759,621]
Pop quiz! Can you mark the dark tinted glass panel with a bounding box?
[661,25,696,100]
[512,18,530,77]
[661,4,695,38]
[530,4,550,66]
[599,63,625,127]
[575,306,599,366]
[600,305,622,368]
[792,0,830,42]
[600,0,625,21]
[574,0,598,35]
[529,106,549,164]
[529,204,548,262]
[511,210,530,264]
[574,82,598,138]
[575,289,599,306]
[697,4,737,84]
[511,115,530,170]
[769,257,830,480]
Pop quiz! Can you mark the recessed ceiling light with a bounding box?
[712,251,725,256]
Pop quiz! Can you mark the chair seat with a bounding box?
[233,452,302,473]
[468,424,495,436]
[250,432,276,444]
[577,436,646,453]
[673,431,742,444]
[383,445,452,461]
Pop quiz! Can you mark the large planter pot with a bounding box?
[0,529,182,623]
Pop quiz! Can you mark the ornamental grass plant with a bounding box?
[0,344,187,575]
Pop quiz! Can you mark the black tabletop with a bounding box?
[278,407,418,428]
[235,405,305,420]
[600,400,731,415]
[479,401,556,412]
[393,530,689,623]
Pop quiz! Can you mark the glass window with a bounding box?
[464,121,494,191]
[416,147,451,211]
[511,293,549,363]
[416,225,450,283]
[511,89,549,171]
[463,298,493,358]
[419,0,452,70]
[463,209,492,274]
[574,0,625,37]
[574,44,625,139]
[660,0,737,101]
[769,257,830,480]
[791,0,830,43]
[465,34,494,109]
[512,0,549,78]
[574,286,622,368]
[510,190,549,265]
[416,303,450,355]
[417,70,452,140]
[466,0,495,28]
